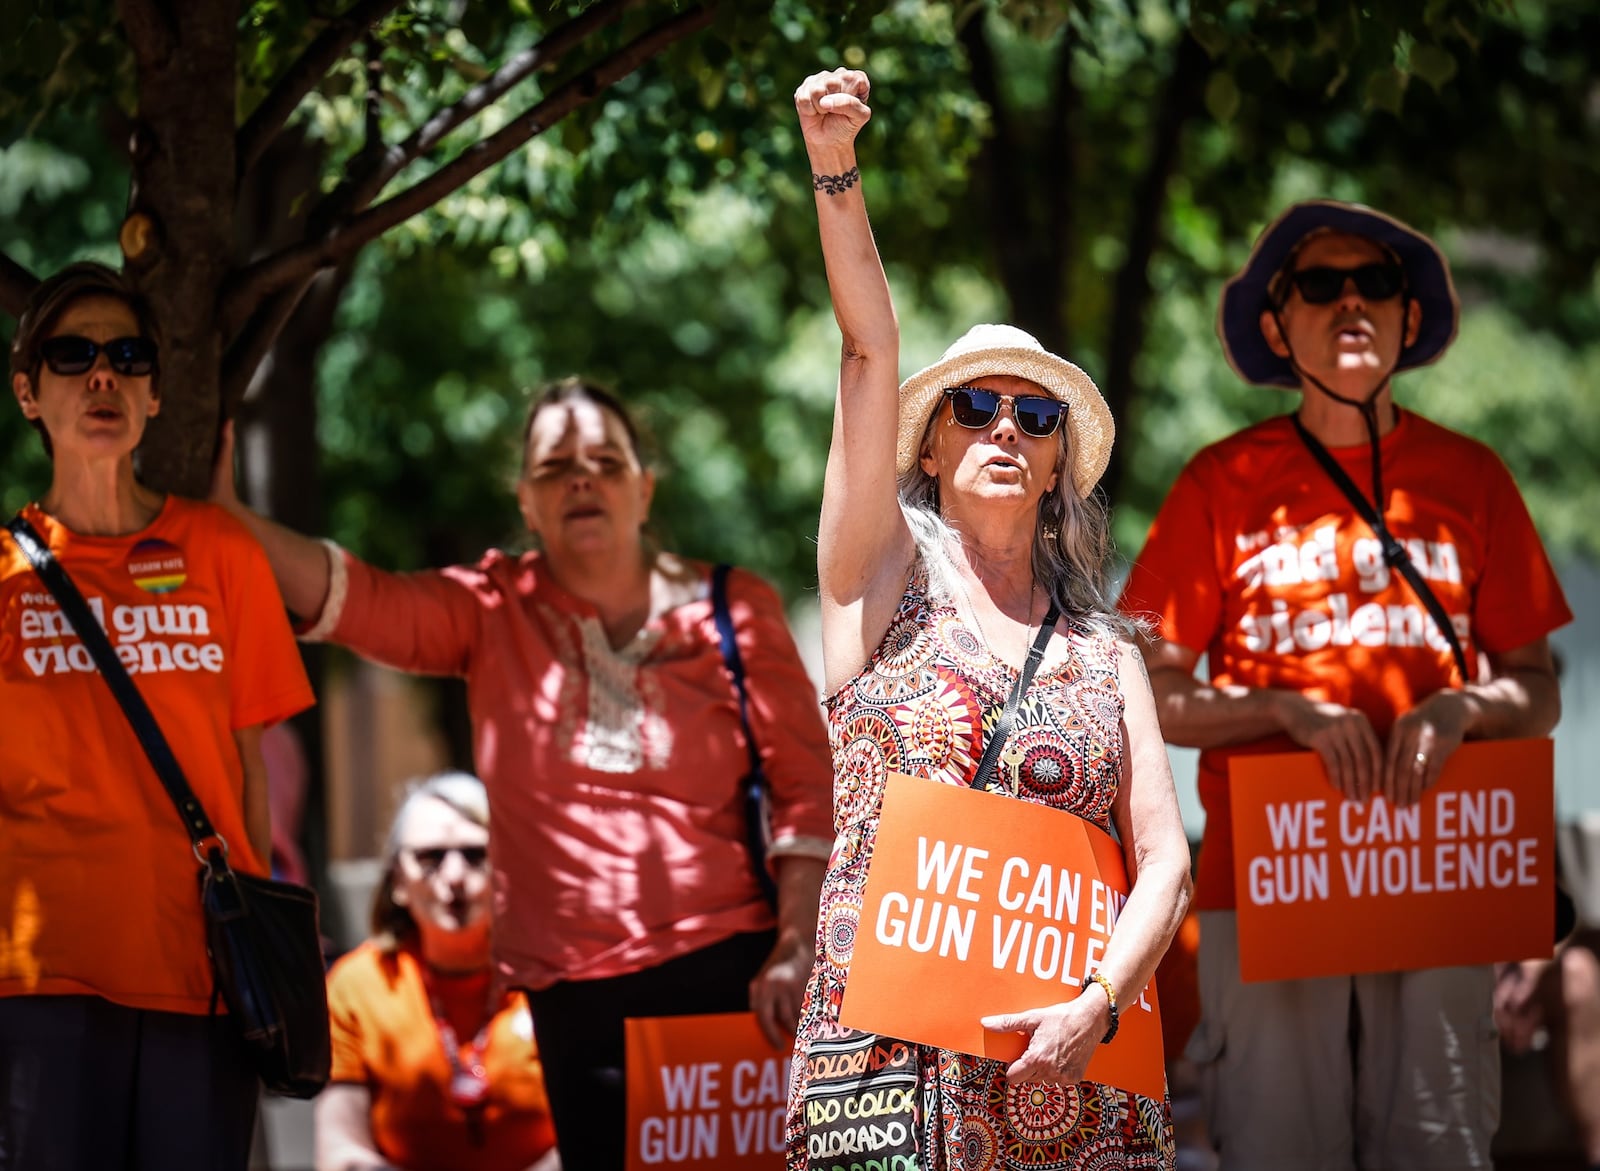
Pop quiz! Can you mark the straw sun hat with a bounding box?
[895,323,1114,498]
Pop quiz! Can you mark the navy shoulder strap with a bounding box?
[710,564,778,908]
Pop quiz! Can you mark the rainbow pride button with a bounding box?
[126,539,187,594]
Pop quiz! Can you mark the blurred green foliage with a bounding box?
[2,0,1597,601]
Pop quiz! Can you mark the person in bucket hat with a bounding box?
[1121,200,1572,1168]
[784,67,1193,1170]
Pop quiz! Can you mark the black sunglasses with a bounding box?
[944,387,1066,439]
[38,335,158,377]
[406,844,489,875]
[1287,263,1405,306]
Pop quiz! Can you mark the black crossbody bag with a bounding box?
[1290,413,1469,682]
[6,515,331,1098]
[710,563,781,909]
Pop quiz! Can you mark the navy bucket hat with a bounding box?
[1217,200,1460,389]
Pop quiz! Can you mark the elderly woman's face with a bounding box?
[392,795,492,948]
[918,374,1062,507]
[12,295,158,462]
[516,400,654,558]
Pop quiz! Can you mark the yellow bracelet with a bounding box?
[1083,970,1119,1044]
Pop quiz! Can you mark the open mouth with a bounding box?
[85,405,123,421]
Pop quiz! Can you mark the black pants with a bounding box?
[0,995,258,1171]
[527,930,776,1171]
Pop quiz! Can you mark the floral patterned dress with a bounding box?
[786,564,1173,1171]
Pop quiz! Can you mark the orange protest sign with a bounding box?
[838,773,1164,1100]
[624,1012,789,1170]
[1230,738,1555,983]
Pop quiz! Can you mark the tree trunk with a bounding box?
[233,126,352,938]
[959,13,1075,353]
[1101,33,1211,504]
[118,0,239,497]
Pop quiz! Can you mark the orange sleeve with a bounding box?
[214,509,315,730]
[1471,454,1573,654]
[326,950,373,1085]
[1120,456,1225,653]
[726,569,835,849]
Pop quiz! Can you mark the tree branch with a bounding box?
[1102,32,1211,498]
[960,9,1064,347]
[221,2,713,327]
[381,0,646,186]
[322,0,648,241]
[116,0,179,66]
[237,0,404,178]
[220,279,315,416]
[0,252,38,318]
[1042,28,1078,341]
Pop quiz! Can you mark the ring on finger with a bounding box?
[1413,751,1427,770]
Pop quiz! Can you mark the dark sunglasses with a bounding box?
[944,387,1066,439]
[1287,263,1405,306]
[406,844,489,875]
[38,335,158,377]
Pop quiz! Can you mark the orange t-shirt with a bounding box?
[327,941,557,1171]
[1120,412,1571,909]
[0,498,313,1012]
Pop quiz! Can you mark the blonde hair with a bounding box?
[369,771,489,950]
[898,402,1136,640]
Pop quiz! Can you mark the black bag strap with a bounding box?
[1289,415,1470,684]
[5,516,229,871]
[710,563,779,908]
[971,601,1062,791]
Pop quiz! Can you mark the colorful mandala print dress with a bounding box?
[785,565,1173,1171]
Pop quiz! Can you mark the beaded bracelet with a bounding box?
[1082,970,1119,1044]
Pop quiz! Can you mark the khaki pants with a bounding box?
[1188,910,1500,1171]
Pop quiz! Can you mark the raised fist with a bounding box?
[794,68,872,151]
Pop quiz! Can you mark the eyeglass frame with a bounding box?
[941,386,1068,439]
[402,843,491,876]
[37,334,159,378]
[1274,262,1408,308]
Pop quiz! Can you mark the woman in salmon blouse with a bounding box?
[216,378,834,1169]
[317,772,559,1171]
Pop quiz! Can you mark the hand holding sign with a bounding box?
[979,988,1109,1085]
[748,930,810,1048]
[1274,692,1382,803]
[1382,688,1470,807]
[839,775,1166,1099]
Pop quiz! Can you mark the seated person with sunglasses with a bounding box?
[2,262,314,1171]
[1122,202,1570,1169]
[789,68,1192,1169]
[318,772,560,1171]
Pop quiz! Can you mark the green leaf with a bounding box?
[1267,41,1296,84]
[1188,15,1230,59]
[1410,44,1457,90]
[1205,70,1240,123]
[1365,66,1408,115]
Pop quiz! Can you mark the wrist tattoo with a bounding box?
[812,166,860,196]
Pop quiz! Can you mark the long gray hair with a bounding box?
[899,403,1137,640]
[369,771,490,950]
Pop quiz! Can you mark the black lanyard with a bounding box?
[971,603,1062,791]
[1288,413,1469,684]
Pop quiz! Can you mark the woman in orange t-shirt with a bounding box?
[316,772,559,1171]
[1,263,313,1171]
